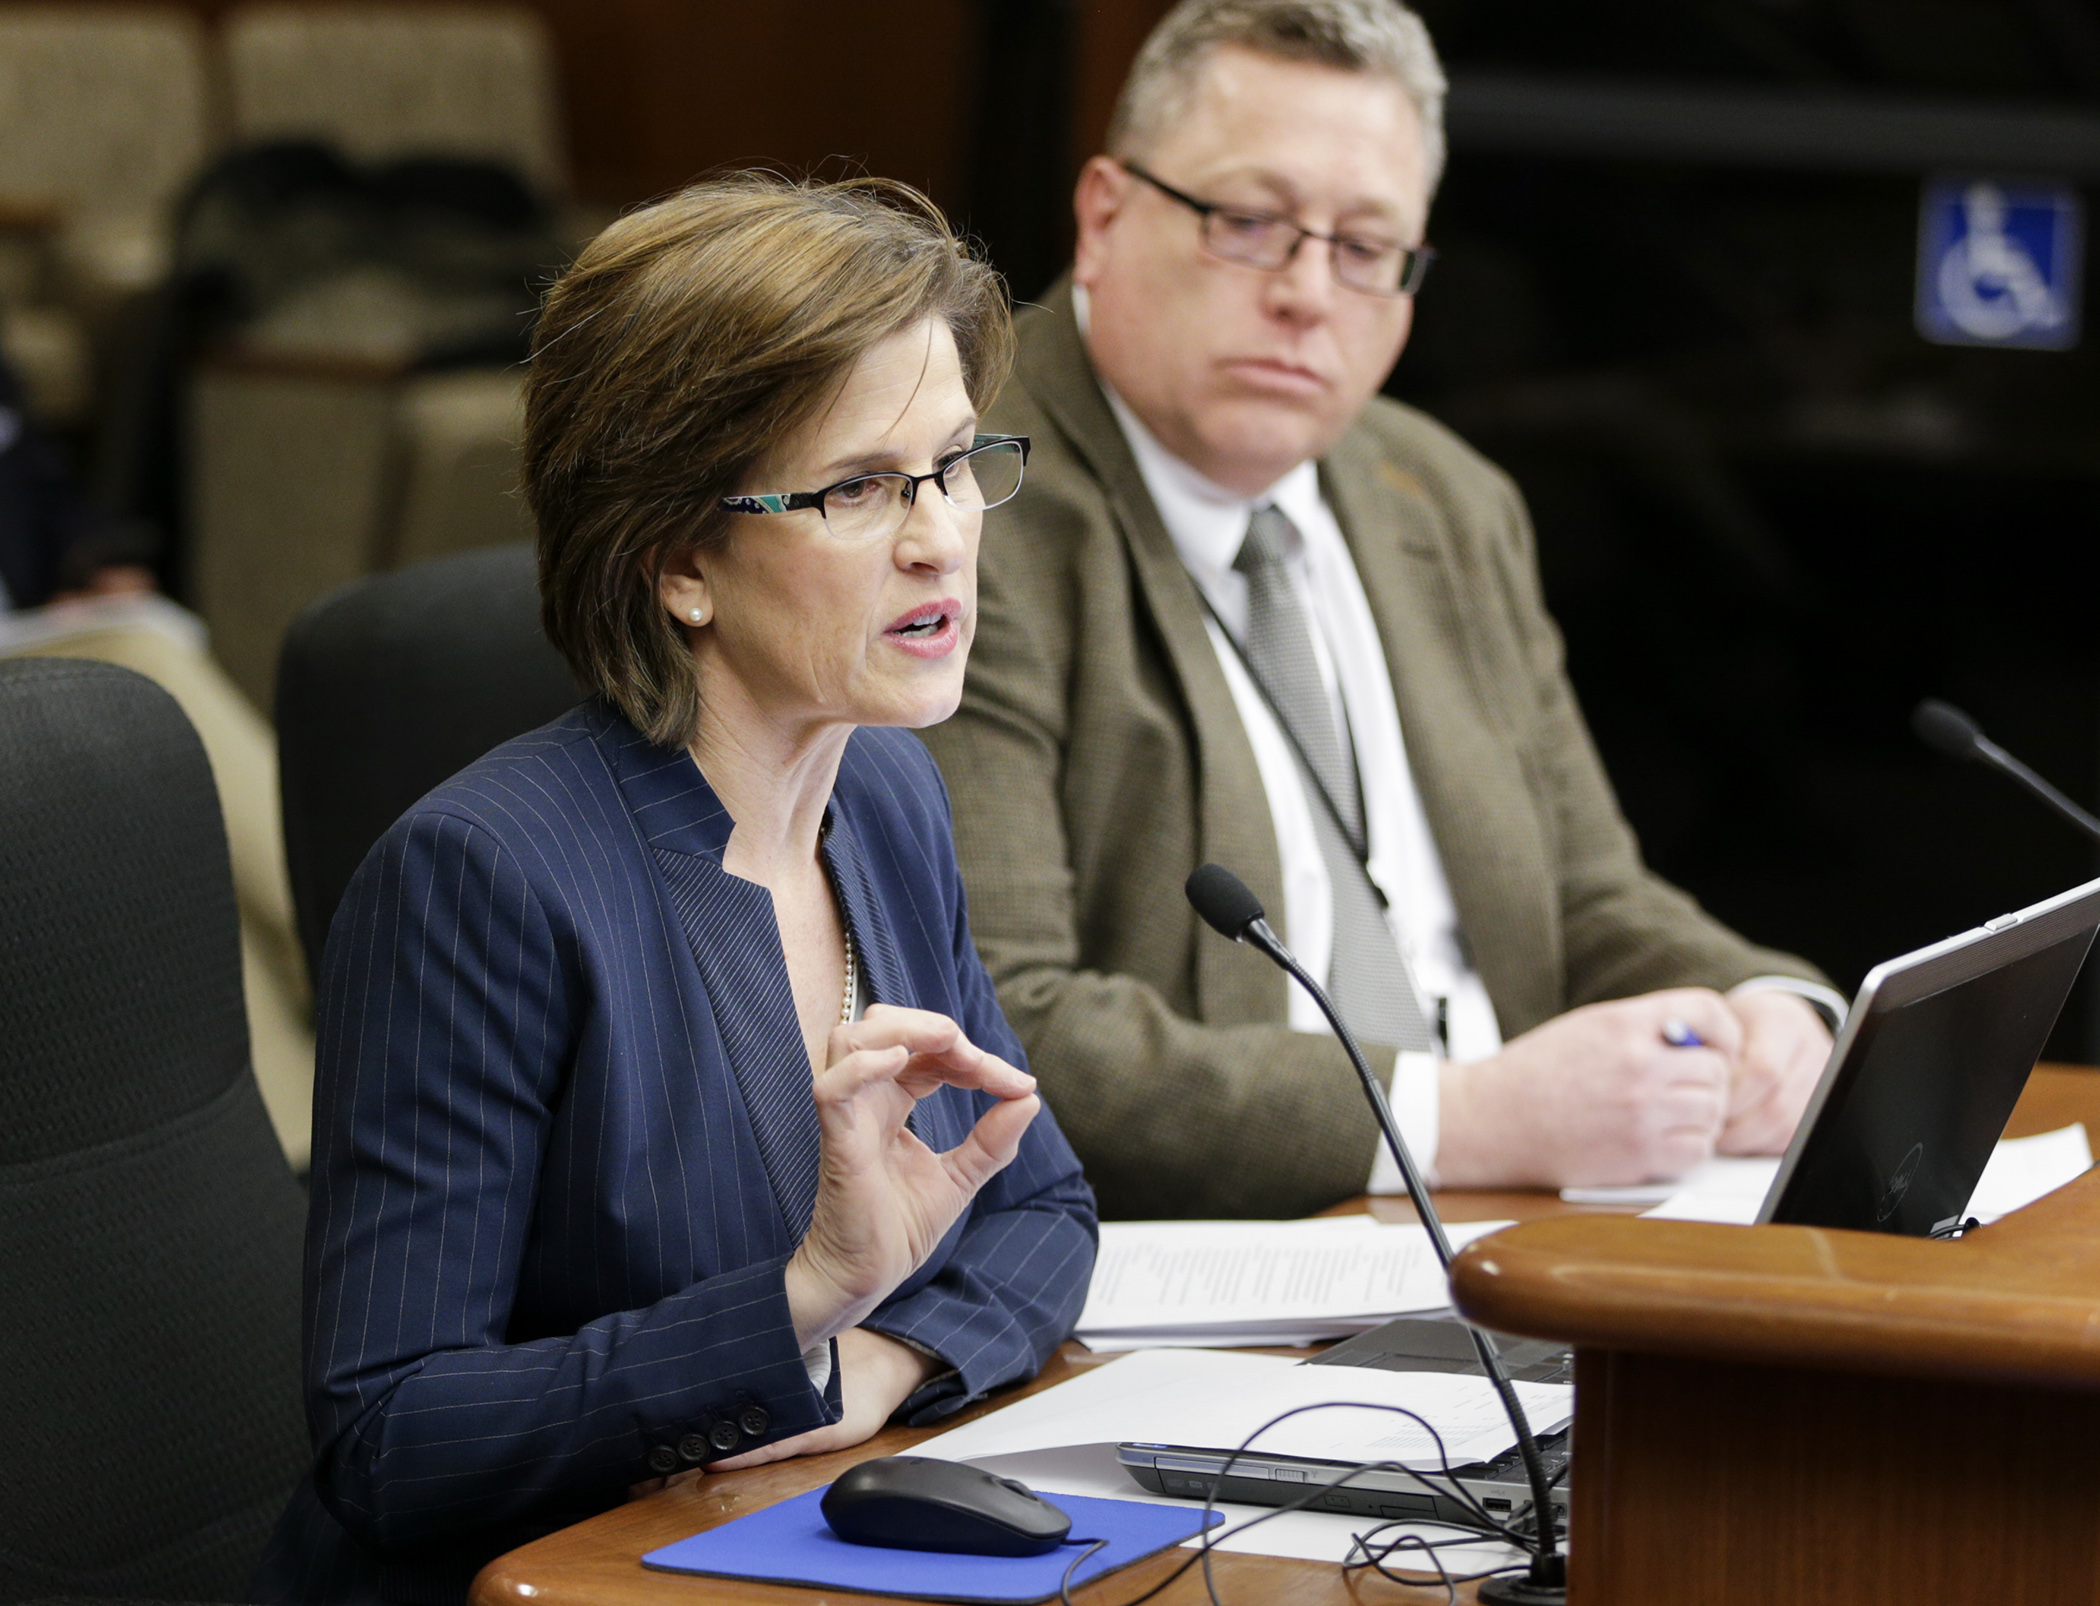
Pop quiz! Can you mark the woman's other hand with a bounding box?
[708,1328,940,1472]
[785,1003,1038,1349]
[626,1330,937,1494]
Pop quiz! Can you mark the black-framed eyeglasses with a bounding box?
[1122,161,1434,297]
[719,434,1031,543]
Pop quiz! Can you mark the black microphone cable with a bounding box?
[1184,863,1568,1605]
[1056,1398,1561,1606]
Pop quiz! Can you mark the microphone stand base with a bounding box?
[1477,1556,1567,1605]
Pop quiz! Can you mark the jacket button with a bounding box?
[646,1443,680,1476]
[677,1433,710,1464]
[708,1419,742,1454]
[738,1404,771,1438]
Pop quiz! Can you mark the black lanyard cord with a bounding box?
[1191,583,1382,898]
[1192,579,1477,1044]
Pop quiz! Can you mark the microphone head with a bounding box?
[1913,699,1985,762]
[1186,863,1266,940]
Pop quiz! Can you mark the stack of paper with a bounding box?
[923,1348,1568,1471]
[1962,1124,2093,1220]
[1076,1215,1510,1351]
[1559,1123,2093,1226]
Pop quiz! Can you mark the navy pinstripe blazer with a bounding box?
[256,701,1096,1606]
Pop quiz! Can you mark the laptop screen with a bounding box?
[1761,879,2100,1236]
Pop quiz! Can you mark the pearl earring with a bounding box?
[687,608,704,624]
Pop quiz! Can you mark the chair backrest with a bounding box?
[388,368,533,568]
[0,5,213,223]
[0,657,308,1603]
[222,3,566,194]
[275,541,580,981]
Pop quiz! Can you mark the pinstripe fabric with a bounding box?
[254,701,1096,1606]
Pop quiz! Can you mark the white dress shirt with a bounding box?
[1075,298,1500,1186]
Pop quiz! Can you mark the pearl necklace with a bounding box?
[839,928,858,1024]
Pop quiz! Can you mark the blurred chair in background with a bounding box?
[187,351,535,707]
[0,657,308,1603]
[184,2,572,707]
[0,347,314,1167]
[223,2,564,191]
[275,542,578,983]
[391,368,540,565]
[0,5,214,431]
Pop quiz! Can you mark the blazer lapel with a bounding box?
[820,799,909,1016]
[1319,433,1563,1034]
[819,794,952,1152]
[1021,285,1288,1026]
[649,851,824,1239]
[594,709,824,1239]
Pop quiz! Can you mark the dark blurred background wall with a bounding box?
[1389,2,2100,1059]
[29,0,2100,1052]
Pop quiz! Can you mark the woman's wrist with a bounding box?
[784,1247,838,1352]
[785,1241,874,1352]
[842,1327,942,1414]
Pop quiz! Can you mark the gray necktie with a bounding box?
[1234,505,1438,1053]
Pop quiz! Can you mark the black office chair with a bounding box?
[0,658,310,1604]
[275,542,580,982]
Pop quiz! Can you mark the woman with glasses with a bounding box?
[258,175,1095,1606]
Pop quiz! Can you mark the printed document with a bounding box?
[1635,1123,2091,1225]
[917,1348,1570,1473]
[1077,1216,1510,1348]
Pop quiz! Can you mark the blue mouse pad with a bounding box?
[641,1486,1223,1604]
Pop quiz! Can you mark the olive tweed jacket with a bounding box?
[918,283,1821,1219]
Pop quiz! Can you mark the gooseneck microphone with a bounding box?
[1184,863,1567,1603]
[1912,699,2100,843]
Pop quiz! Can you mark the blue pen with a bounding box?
[1661,1018,1705,1049]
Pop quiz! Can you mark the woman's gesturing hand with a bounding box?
[784,1004,1040,1350]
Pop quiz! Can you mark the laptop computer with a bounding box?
[1116,1316,1572,1535]
[1760,874,2100,1233]
[1117,875,2100,1528]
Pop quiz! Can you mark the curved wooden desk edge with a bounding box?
[1450,1163,2100,1390]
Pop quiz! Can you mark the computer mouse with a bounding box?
[820,1455,1073,1556]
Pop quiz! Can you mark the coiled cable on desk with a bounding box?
[1057,1400,1566,1606]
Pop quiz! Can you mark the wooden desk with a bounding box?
[1453,1064,2100,1605]
[472,1065,2100,1606]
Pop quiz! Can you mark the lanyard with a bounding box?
[1192,584,1384,906]
[1193,578,1482,1050]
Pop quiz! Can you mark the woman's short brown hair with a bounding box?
[524,173,1015,748]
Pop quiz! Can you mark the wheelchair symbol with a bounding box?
[1936,182,2067,342]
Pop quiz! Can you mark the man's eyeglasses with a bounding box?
[719,434,1031,543]
[1122,162,1434,298]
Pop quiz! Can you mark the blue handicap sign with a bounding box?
[1917,177,2083,350]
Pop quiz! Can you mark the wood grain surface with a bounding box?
[1461,1064,2100,1606]
[1564,1344,2100,1606]
[472,1065,2100,1606]
[1450,1068,2100,1388]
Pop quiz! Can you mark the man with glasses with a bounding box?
[920,0,1842,1219]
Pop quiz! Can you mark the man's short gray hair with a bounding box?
[1107,0,1447,192]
